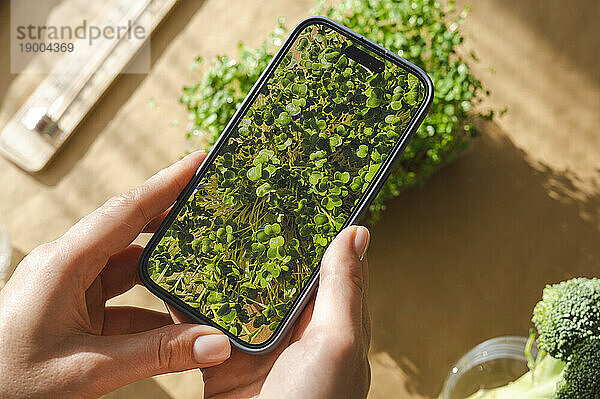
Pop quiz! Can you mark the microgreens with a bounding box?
[181,0,494,221]
[149,24,426,344]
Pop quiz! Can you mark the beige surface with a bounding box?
[0,0,599,398]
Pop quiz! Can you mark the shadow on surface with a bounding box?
[103,378,172,399]
[0,2,17,103]
[367,120,600,397]
[454,0,600,86]
[0,0,64,110]
[9,246,25,272]
[0,2,13,104]
[490,0,599,84]
[28,0,207,185]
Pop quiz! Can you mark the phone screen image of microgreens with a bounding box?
[146,23,426,345]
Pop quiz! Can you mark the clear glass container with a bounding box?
[439,336,537,399]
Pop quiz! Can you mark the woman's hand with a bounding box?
[0,148,372,399]
[0,152,232,399]
[173,225,372,399]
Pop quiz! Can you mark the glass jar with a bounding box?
[439,336,537,399]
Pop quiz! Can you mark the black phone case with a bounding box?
[138,16,434,355]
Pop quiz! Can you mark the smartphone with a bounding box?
[139,16,433,354]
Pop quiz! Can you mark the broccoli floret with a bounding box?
[465,352,565,399]
[532,278,600,361]
[554,336,600,398]
[460,278,600,399]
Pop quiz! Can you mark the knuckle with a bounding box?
[313,326,362,361]
[152,330,185,372]
[307,327,369,398]
[347,269,365,293]
[335,330,361,358]
[105,192,133,209]
[308,326,369,388]
[155,331,175,371]
[29,241,52,258]
[321,262,364,295]
[160,167,186,194]
[112,190,137,211]
[27,240,63,267]
[106,187,150,225]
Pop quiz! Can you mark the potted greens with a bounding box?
[180,0,494,221]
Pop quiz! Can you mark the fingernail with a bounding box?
[353,226,370,261]
[182,149,206,160]
[193,334,230,363]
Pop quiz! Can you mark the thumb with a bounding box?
[311,225,370,331]
[92,324,230,390]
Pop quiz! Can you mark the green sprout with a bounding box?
[148,25,426,344]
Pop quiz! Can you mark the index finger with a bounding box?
[60,151,206,286]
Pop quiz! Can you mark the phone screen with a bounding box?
[145,22,427,346]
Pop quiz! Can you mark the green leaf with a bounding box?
[309,172,322,185]
[390,100,403,110]
[407,73,419,88]
[314,214,328,225]
[185,301,202,308]
[310,150,326,161]
[329,134,342,150]
[335,171,350,183]
[291,83,308,96]
[315,158,327,168]
[296,37,308,51]
[256,231,268,242]
[247,165,262,181]
[366,95,382,108]
[269,321,280,331]
[404,89,418,106]
[207,292,223,304]
[276,111,291,126]
[357,144,369,158]
[365,163,382,183]
[286,103,301,116]
[264,224,272,236]
[271,223,282,234]
[269,235,285,248]
[217,303,231,316]
[266,247,278,260]
[251,242,266,253]
[221,308,237,323]
[256,182,274,197]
